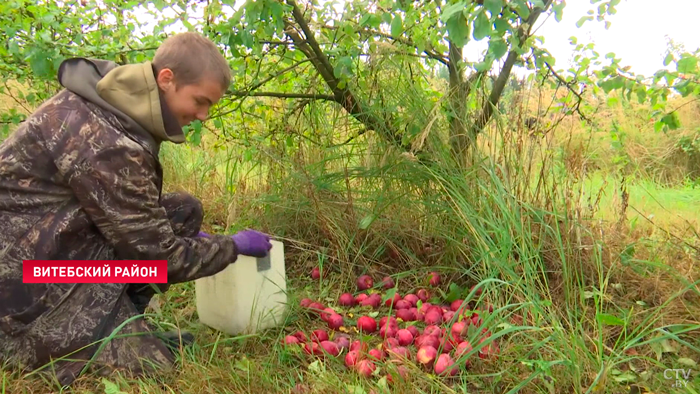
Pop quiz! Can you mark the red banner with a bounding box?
[22,260,168,283]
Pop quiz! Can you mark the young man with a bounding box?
[0,32,272,386]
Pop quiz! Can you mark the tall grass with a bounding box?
[156,84,700,392]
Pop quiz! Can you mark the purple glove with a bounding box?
[196,229,272,258]
[231,229,273,257]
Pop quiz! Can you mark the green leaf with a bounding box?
[678,358,697,367]
[382,287,397,303]
[102,378,128,394]
[552,1,565,22]
[677,56,698,74]
[391,14,403,37]
[596,313,625,326]
[359,214,376,230]
[445,282,463,303]
[473,11,491,41]
[661,112,681,130]
[576,16,593,28]
[612,370,637,383]
[484,0,502,15]
[359,14,372,27]
[663,52,674,67]
[29,52,52,78]
[440,1,467,23]
[489,37,508,59]
[446,13,469,47]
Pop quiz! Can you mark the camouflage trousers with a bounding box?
[0,191,203,387]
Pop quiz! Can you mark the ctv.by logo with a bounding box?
[664,368,692,388]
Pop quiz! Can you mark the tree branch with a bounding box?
[230,58,313,96]
[322,24,450,68]
[474,0,555,133]
[228,91,336,100]
[543,61,593,124]
[283,0,407,151]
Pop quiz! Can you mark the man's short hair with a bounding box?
[152,32,231,91]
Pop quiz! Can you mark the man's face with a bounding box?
[156,68,224,127]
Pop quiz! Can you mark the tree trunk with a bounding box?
[447,41,470,168]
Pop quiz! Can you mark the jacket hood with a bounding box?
[57,58,186,152]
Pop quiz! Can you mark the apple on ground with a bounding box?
[357,275,373,291]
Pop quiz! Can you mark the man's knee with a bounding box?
[161,191,203,237]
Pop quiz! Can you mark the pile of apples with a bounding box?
[284,270,501,381]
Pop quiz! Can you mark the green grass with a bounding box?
[581,171,700,232]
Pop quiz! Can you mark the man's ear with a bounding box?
[156,68,175,91]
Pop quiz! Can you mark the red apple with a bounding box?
[345,350,360,367]
[386,365,409,385]
[379,324,398,339]
[416,345,438,368]
[320,307,336,322]
[350,340,369,353]
[327,313,344,330]
[403,294,419,306]
[406,325,420,338]
[439,336,455,353]
[339,293,356,307]
[357,275,374,291]
[293,331,308,342]
[470,284,482,296]
[443,311,456,323]
[355,293,368,303]
[396,329,414,346]
[455,341,473,365]
[451,321,468,341]
[304,341,322,356]
[360,294,381,309]
[320,340,340,357]
[284,335,300,346]
[424,311,443,325]
[396,308,416,322]
[394,300,411,310]
[434,353,458,376]
[423,325,442,337]
[335,335,351,350]
[300,298,313,308]
[416,335,440,349]
[428,272,441,286]
[311,329,329,343]
[379,316,397,327]
[356,359,376,377]
[414,308,424,321]
[451,299,465,312]
[311,266,322,279]
[388,346,411,361]
[384,292,401,307]
[471,313,482,326]
[308,302,325,314]
[383,337,400,351]
[368,348,385,361]
[357,316,377,333]
[417,289,429,302]
[382,276,395,289]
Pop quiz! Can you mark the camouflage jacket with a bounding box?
[0,58,238,385]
